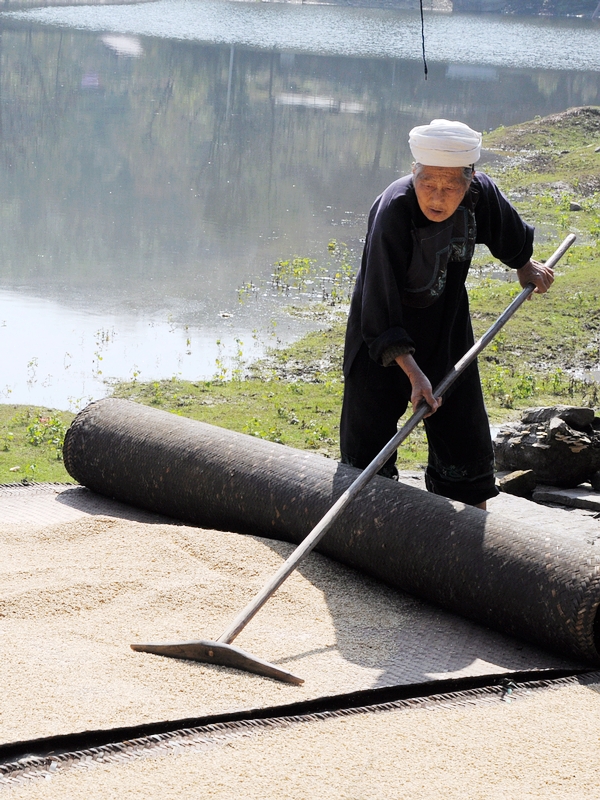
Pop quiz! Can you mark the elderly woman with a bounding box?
[340,119,554,509]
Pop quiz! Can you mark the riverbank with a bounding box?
[1,106,599,484]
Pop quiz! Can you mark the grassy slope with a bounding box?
[1,107,599,483]
[473,106,600,414]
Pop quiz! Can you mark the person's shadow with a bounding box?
[260,540,577,688]
[252,462,581,686]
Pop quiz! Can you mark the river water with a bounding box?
[1,1,599,408]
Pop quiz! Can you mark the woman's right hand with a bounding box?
[395,353,441,416]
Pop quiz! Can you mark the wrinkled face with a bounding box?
[412,165,470,223]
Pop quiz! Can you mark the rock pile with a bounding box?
[494,406,600,489]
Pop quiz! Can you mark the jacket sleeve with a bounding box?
[359,196,416,366]
[474,173,534,269]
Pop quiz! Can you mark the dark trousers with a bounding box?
[340,344,498,506]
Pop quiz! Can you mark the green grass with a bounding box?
[483,107,600,185]
[0,406,75,483]
[112,375,344,457]
[1,108,599,484]
[482,107,600,240]
[472,108,600,413]
[110,338,430,472]
[469,248,600,414]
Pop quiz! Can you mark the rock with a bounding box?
[591,471,600,492]
[498,469,537,497]
[595,146,600,153]
[569,201,583,211]
[493,406,600,488]
[520,405,595,431]
[533,485,600,512]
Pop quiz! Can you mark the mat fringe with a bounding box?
[2,670,598,790]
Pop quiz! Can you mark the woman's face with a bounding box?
[413,165,470,223]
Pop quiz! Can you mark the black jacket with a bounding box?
[343,171,534,385]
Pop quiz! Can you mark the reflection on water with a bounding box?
[0,289,309,408]
[101,34,144,58]
[0,3,598,407]
[9,0,600,71]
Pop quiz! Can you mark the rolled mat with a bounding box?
[64,398,600,664]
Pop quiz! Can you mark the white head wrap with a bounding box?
[409,119,482,167]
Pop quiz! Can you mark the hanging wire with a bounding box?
[419,0,429,80]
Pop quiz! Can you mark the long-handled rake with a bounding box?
[131,234,576,685]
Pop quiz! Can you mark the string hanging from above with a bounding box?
[419,0,429,79]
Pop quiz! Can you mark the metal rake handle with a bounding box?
[217,233,576,645]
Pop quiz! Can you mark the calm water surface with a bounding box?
[1,1,599,407]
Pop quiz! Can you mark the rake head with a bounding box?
[131,639,304,685]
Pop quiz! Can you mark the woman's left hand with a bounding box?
[517,259,555,294]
